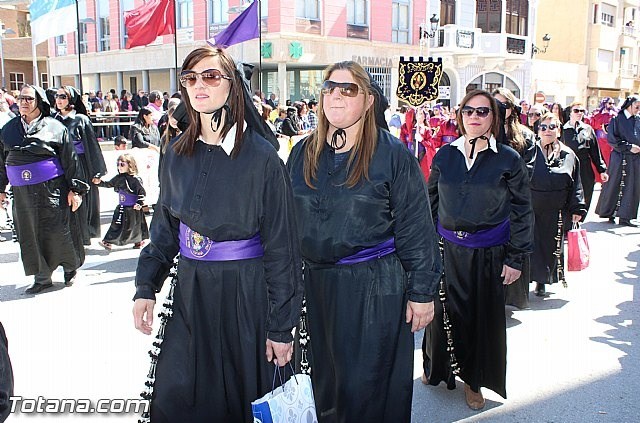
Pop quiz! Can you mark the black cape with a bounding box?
[55,111,107,242]
[0,115,88,276]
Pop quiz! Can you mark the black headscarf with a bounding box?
[172,62,280,151]
[618,95,640,115]
[366,71,389,132]
[24,84,51,118]
[63,86,89,116]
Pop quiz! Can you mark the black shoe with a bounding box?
[619,219,638,227]
[608,217,615,223]
[534,282,546,297]
[64,270,77,287]
[24,282,53,294]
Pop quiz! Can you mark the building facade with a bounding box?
[18,1,540,108]
[533,0,640,110]
[0,3,47,92]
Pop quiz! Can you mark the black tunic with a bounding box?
[98,173,148,246]
[287,129,442,423]
[530,143,586,285]
[561,121,607,212]
[595,112,640,220]
[0,115,88,277]
[55,111,107,243]
[505,127,536,309]
[135,126,302,422]
[424,139,533,399]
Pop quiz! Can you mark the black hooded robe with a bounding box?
[56,110,107,243]
[0,107,88,280]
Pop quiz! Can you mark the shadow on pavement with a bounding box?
[84,256,140,274]
[0,282,66,302]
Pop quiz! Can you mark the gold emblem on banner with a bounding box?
[396,57,443,106]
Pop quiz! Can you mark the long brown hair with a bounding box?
[303,61,377,188]
[173,46,245,157]
[492,87,527,153]
[457,89,501,139]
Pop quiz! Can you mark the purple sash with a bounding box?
[73,139,85,155]
[441,135,456,144]
[179,222,264,261]
[595,129,606,140]
[437,219,510,248]
[337,238,396,265]
[6,158,64,186]
[118,190,138,206]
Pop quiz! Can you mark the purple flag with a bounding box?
[207,1,259,48]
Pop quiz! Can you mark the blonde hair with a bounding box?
[303,61,377,188]
[118,153,139,175]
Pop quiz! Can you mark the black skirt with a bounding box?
[424,240,508,399]
[150,256,277,422]
[102,206,149,246]
[304,254,414,423]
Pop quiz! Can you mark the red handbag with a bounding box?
[567,223,590,271]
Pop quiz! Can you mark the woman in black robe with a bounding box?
[424,89,533,410]
[530,113,586,296]
[0,85,88,293]
[493,87,537,309]
[561,102,608,213]
[595,96,640,226]
[132,46,302,422]
[287,61,442,423]
[54,86,107,245]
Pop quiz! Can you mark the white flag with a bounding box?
[29,0,79,45]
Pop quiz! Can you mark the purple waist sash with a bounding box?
[118,190,138,206]
[595,129,606,140]
[437,219,510,248]
[6,158,64,187]
[179,222,264,261]
[337,238,396,265]
[441,135,456,144]
[73,139,85,155]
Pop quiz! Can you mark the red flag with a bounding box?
[124,0,175,49]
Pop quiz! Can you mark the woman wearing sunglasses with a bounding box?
[561,101,608,215]
[492,87,537,309]
[423,89,533,410]
[54,86,107,246]
[132,46,301,422]
[595,95,640,227]
[530,113,586,296]
[0,85,89,293]
[287,61,441,422]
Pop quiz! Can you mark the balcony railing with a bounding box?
[622,25,637,37]
[56,43,67,56]
[431,25,481,52]
[619,65,639,78]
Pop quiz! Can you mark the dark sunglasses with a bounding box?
[539,123,558,131]
[17,96,36,103]
[55,94,68,100]
[607,102,615,105]
[117,161,128,167]
[572,108,585,113]
[528,112,541,117]
[496,100,511,109]
[460,106,492,118]
[321,80,362,97]
[179,69,232,88]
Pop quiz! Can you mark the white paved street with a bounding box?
[0,168,638,421]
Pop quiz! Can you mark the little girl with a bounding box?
[94,154,149,250]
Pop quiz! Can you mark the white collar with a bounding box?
[451,134,498,155]
[199,121,246,156]
[624,109,633,119]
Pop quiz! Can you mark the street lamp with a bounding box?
[419,14,439,55]
[0,26,17,89]
[532,33,551,55]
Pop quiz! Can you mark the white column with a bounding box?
[117,71,124,94]
[277,61,287,104]
[93,73,101,91]
[142,70,150,93]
